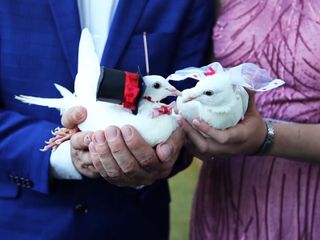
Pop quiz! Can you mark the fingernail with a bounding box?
[192,119,200,127]
[106,126,118,142]
[84,134,92,145]
[160,144,172,161]
[121,126,133,141]
[94,131,105,144]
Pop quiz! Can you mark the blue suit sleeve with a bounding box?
[0,109,57,194]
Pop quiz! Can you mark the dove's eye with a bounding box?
[153,82,161,89]
[204,90,214,96]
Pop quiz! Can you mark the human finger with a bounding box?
[120,125,160,172]
[90,140,146,188]
[61,105,87,129]
[70,131,93,150]
[105,126,148,178]
[192,119,246,144]
[153,127,186,179]
[179,118,211,153]
[90,131,124,180]
[71,147,99,178]
[157,127,185,163]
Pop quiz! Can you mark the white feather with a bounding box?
[74,28,101,100]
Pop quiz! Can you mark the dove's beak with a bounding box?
[167,88,182,96]
[182,95,196,103]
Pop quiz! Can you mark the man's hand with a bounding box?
[62,106,99,178]
[62,105,186,186]
[180,92,267,160]
[89,125,185,188]
[70,131,99,178]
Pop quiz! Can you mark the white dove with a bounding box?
[15,28,180,149]
[176,72,249,129]
[168,62,285,129]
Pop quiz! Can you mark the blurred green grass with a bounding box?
[169,159,201,240]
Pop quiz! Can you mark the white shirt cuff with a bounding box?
[49,141,82,180]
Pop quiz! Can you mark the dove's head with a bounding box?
[142,75,181,102]
[181,72,237,106]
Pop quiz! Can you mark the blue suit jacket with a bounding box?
[0,0,213,239]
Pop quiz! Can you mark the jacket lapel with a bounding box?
[101,0,147,68]
[48,0,81,78]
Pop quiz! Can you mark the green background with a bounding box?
[169,160,201,240]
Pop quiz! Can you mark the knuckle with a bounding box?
[217,133,230,144]
[122,163,136,176]
[91,156,101,168]
[109,142,123,155]
[94,144,108,154]
[198,142,209,154]
[100,171,109,179]
[139,155,154,168]
[107,169,122,178]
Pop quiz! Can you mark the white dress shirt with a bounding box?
[50,0,119,179]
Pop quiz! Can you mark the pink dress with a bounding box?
[191,0,320,239]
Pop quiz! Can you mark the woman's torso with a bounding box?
[191,1,320,239]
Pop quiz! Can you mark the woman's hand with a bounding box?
[180,92,267,160]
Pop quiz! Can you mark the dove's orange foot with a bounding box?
[41,127,80,151]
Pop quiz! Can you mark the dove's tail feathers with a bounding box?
[54,83,73,98]
[15,95,65,111]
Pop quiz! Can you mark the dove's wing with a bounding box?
[234,85,249,116]
[74,28,101,100]
[133,114,178,146]
[15,84,76,114]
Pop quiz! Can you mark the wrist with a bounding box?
[255,121,275,155]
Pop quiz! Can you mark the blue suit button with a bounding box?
[24,179,34,188]
[74,203,88,214]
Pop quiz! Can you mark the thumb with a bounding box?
[157,127,185,162]
[61,106,87,129]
